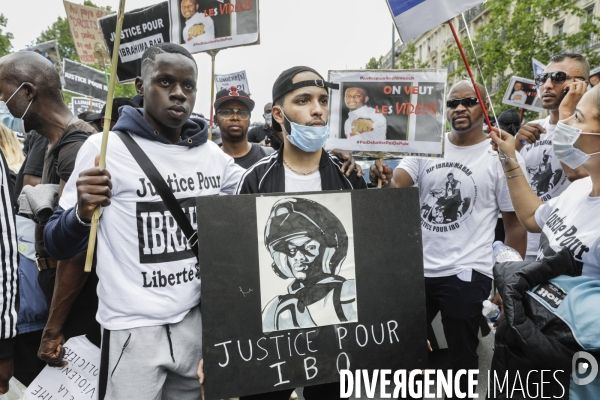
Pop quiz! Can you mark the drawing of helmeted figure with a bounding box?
[527,150,563,196]
[421,172,471,224]
[262,198,357,332]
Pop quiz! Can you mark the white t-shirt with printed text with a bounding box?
[398,134,526,278]
[284,168,322,193]
[519,116,570,256]
[59,132,244,330]
[534,177,600,279]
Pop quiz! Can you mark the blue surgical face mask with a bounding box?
[281,111,330,153]
[553,121,600,169]
[0,82,33,134]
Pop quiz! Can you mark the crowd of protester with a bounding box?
[0,42,598,400]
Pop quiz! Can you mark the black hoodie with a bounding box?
[113,106,208,147]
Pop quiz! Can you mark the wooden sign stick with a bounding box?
[84,0,126,273]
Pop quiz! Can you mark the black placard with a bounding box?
[71,97,105,116]
[197,188,427,399]
[98,2,171,83]
[63,59,108,101]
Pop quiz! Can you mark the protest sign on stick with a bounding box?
[85,0,127,273]
[71,97,106,115]
[20,40,63,76]
[385,0,484,43]
[63,0,113,65]
[327,69,446,158]
[98,2,171,83]
[215,70,250,93]
[63,59,109,101]
[502,76,543,113]
[168,0,260,54]
[197,188,428,399]
[25,336,100,400]
[208,50,219,140]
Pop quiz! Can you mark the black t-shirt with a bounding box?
[14,131,48,200]
[234,143,275,169]
[247,124,272,143]
[35,120,95,258]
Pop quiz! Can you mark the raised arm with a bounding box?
[489,128,543,233]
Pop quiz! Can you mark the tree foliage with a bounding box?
[35,0,135,105]
[365,56,383,69]
[397,43,429,69]
[444,0,600,118]
[0,14,14,57]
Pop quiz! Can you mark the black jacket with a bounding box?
[235,148,367,194]
[489,248,595,399]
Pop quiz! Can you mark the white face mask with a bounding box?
[553,121,600,169]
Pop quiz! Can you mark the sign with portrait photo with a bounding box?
[196,188,428,399]
[98,2,171,83]
[502,76,543,112]
[168,0,259,54]
[327,69,447,158]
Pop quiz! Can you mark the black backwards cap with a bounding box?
[271,66,339,132]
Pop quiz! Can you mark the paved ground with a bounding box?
[295,332,495,400]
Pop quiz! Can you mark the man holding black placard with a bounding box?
[236,66,366,399]
[371,80,527,399]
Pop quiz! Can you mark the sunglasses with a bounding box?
[217,108,250,120]
[446,97,479,109]
[534,71,587,87]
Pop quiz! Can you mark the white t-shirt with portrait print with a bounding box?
[534,177,600,279]
[398,133,526,278]
[519,116,570,257]
[284,168,322,193]
[58,132,244,330]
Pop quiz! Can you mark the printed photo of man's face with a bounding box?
[344,87,368,111]
[181,0,198,19]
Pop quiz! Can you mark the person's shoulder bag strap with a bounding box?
[114,130,198,258]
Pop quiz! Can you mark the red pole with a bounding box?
[448,21,493,132]
[519,108,524,124]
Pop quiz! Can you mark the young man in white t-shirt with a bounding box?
[516,53,590,261]
[370,80,527,398]
[43,43,244,399]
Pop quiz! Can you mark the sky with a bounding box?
[3,0,397,124]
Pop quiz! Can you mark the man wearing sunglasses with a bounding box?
[516,53,590,262]
[214,87,275,169]
[370,80,527,399]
